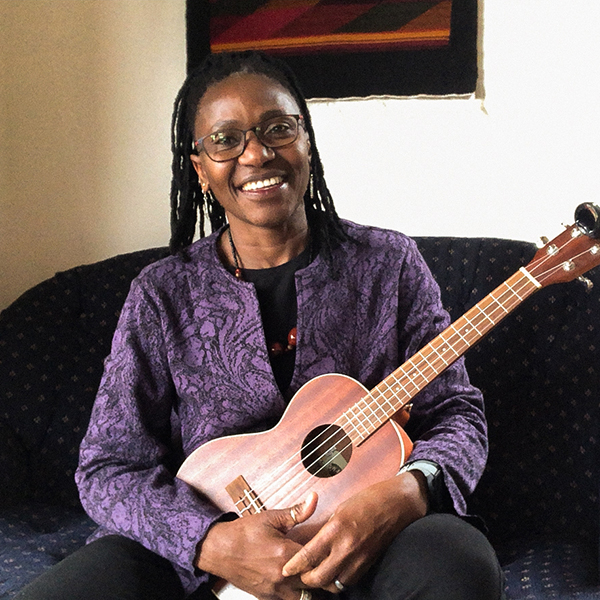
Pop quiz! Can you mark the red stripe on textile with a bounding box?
[211,5,316,45]
[276,3,378,37]
[210,0,452,55]
[399,1,451,34]
[210,15,245,41]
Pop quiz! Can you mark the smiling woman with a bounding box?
[189,73,312,267]
[168,52,347,276]
[14,51,505,600]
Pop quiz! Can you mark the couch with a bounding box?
[1,237,598,599]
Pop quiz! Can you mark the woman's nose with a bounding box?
[237,131,275,165]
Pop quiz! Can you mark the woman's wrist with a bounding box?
[194,520,230,574]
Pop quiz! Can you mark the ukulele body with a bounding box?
[177,373,413,542]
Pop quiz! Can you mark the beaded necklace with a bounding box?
[226,226,305,358]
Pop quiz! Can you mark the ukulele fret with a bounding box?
[475,303,495,326]
[342,407,369,441]
[378,382,399,412]
[379,379,408,409]
[354,401,377,433]
[429,343,450,367]
[344,396,388,442]
[420,351,440,376]
[489,293,509,314]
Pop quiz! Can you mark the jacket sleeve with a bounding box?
[396,239,488,515]
[75,277,222,594]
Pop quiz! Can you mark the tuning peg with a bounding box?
[578,276,594,291]
[537,236,549,248]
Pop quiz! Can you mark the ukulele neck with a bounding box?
[342,267,541,445]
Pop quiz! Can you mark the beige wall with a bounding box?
[0,0,185,310]
[2,0,600,311]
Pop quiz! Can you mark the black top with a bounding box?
[236,245,312,393]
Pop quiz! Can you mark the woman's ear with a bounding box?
[190,154,208,191]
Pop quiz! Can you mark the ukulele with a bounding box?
[177,203,600,600]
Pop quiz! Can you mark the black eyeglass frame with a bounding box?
[193,114,304,162]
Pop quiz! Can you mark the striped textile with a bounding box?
[210,0,453,55]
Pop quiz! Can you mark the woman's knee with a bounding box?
[14,535,184,600]
[353,514,505,600]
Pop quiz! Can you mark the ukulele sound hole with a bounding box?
[301,424,353,478]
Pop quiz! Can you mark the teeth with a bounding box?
[241,176,283,191]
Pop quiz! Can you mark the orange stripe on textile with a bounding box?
[212,30,450,55]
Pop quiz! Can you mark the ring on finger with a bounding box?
[300,589,312,600]
[334,579,346,592]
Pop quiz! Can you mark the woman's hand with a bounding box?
[282,472,429,593]
[196,492,318,600]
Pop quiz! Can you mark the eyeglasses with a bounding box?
[194,114,304,162]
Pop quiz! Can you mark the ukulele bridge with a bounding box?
[226,475,265,516]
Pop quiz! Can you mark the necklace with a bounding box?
[268,326,297,357]
[226,225,313,279]
[227,226,244,279]
[226,225,299,358]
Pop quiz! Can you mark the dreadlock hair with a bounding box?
[169,50,348,272]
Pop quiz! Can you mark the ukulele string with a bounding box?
[236,266,544,515]
[236,232,588,514]
[233,378,414,515]
[237,267,546,515]
[245,361,430,513]
[524,225,588,283]
[234,410,365,515]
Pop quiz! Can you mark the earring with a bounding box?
[309,171,315,200]
[201,185,214,205]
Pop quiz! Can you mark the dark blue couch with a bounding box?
[1,238,598,599]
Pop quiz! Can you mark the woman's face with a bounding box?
[190,72,311,236]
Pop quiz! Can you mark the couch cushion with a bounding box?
[499,540,600,599]
[415,237,600,548]
[0,248,169,507]
[0,504,96,599]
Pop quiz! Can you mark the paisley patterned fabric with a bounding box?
[76,221,487,593]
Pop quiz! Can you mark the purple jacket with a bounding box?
[76,220,487,594]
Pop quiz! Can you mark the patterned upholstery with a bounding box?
[0,248,168,596]
[0,238,598,598]
[0,505,97,598]
[0,247,170,509]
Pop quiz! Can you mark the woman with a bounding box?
[16,51,505,600]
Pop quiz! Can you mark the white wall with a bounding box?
[311,1,600,242]
[2,0,600,311]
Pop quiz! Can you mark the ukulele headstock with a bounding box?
[528,203,600,288]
